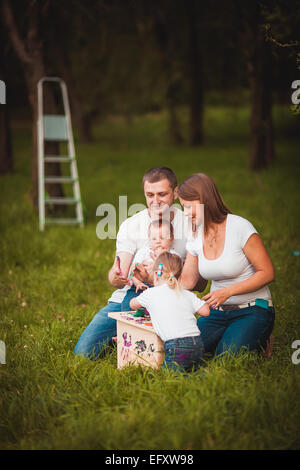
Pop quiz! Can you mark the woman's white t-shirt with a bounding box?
[186,214,272,305]
[136,284,205,342]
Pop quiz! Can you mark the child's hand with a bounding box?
[142,259,154,272]
[153,247,165,257]
[197,302,210,317]
[132,263,151,283]
[135,281,148,293]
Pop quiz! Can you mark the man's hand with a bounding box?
[108,256,132,288]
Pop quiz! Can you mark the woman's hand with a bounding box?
[202,287,231,308]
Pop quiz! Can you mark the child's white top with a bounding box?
[136,284,205,342]
[186,214,272,305]
[133,246,181,264]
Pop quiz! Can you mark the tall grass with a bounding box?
[0,105,300,449]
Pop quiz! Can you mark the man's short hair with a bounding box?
[142,167,177,190]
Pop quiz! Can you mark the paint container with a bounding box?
[132,308,146,318]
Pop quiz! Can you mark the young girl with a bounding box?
[129,252,210,371]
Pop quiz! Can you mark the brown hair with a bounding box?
[142,167,177,190]
[148,219,174,239]
[154,251,182,291]
[177,173,231,234]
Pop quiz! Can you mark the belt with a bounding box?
[217,300,273,311]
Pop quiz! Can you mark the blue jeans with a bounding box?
[121,284,152,311]
[197,305,275,357]
[73,301,121,359]
[163,335,205,372]
[73,288,143,359]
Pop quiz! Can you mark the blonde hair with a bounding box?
[154,251,183,291]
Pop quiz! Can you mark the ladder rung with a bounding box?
[45,197,79,205]
[44,177,77,184]
[44,156,74,162]
[45,218,83,225]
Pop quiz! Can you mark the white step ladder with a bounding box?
[37,77,84,231]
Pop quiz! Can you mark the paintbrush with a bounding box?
[116,255,123,277]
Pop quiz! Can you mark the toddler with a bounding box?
[129,251,210,372]
[120,218,180,311]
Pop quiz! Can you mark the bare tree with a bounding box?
[184,0,204,146]
[152,13,184,145]
[1,0,65,209]
[0,27,13,174]
[240,2,275,170]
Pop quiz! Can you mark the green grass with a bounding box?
[0,105,300,450]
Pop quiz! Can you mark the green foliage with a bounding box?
[0,105,300,449]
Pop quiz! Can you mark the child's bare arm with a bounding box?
[130,297,142,310]
[197,302,210,317]
[131,276,148,293]
[132,263,153,285]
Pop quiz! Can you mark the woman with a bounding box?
[178,173,275,357]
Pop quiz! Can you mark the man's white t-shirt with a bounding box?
[186,214,272,305]
[136,284,205,342]
[108,207,187,303]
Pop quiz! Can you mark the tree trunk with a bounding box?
[166,85,184,145]
[0,104,13,174]
[249,28,275,170]
[239,2,275,170]
[2,0,65,210]
[152,16,184,145]
[0,67,13,174]
[184,0,204,146]
[56,47,94,143]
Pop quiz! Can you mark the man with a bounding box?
[74,167,187,359]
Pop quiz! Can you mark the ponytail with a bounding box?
[154,252,183,292]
